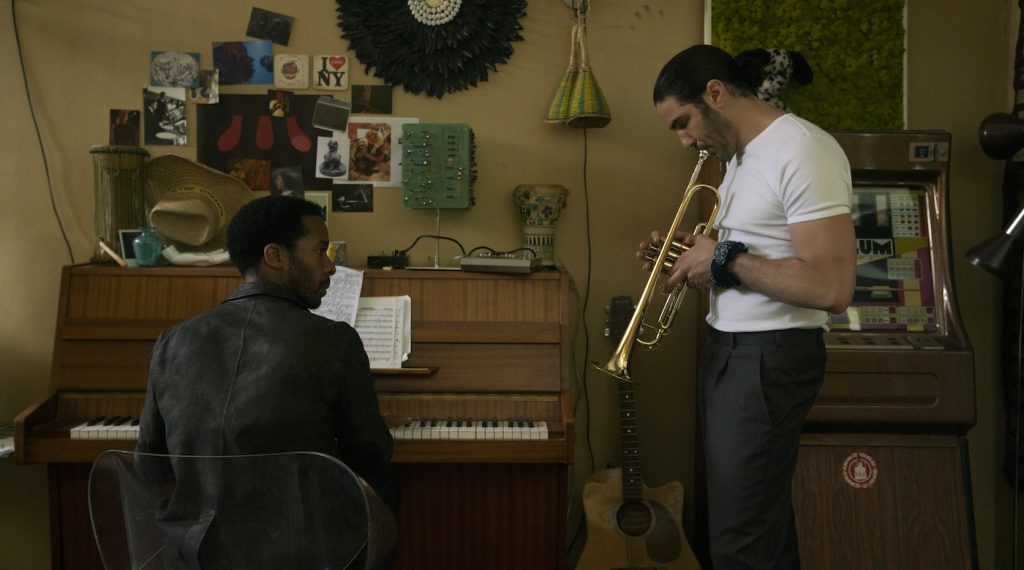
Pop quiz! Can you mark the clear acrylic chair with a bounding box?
[88,450,397,569]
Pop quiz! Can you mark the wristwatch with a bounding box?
[710,240,747,289]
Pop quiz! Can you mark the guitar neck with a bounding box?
[619,381,644,502]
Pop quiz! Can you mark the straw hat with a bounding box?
[145,155,252,251]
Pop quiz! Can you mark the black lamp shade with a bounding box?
[980,113,1024,160]
[966,232,1023,280]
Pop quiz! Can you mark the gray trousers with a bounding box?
[698,326,826,570]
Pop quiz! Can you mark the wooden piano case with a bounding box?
[16,264,575,569]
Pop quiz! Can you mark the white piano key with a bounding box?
[457,419,475,440]
[428,419,443,440]
[79,416,108,439]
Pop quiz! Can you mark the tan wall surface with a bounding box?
[0,0,1013,568]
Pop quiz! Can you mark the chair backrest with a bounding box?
[88,450,397,569]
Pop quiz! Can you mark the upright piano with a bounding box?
[16,264,574,569]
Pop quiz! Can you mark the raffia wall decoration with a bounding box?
[712,0,905,130]
[336,0,528,99]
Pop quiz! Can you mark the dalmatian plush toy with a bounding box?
[736,48,813,112]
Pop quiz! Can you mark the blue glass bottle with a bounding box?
[133,226,163,267]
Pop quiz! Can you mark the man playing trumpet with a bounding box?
[640,44,856,570]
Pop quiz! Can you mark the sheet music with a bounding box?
[355,296,412,369]
[311,266,364,325]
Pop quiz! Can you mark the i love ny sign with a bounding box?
[315,54,349,90]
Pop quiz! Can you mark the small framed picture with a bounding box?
[118,229,143,267]
[305,191,331,225]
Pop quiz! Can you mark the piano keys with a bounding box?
[69,416,139,440]
[63,416,550,442]
[391,419,549,441]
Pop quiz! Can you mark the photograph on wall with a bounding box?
[332,184,373,213]
[213,40,274,85]
[109,109,140,146]
[246,7,294,46]
[347,122,390,183]
[316,134,349,181]
[267,89,296,118]
[197,93,332,190]
[227,157,271,192]
[143,86,186,146]
[352,84,393,115]
[150,51,200,88]
[274,54,309,90]
[340,116,417,186]
[314,54,349,90]
[270,165,305,199]
[192,70,220,104]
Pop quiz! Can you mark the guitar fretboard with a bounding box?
[619,381,644,502]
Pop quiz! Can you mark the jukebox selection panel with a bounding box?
[828,184,943,350]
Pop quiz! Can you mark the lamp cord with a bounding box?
[1016,257,1023,570]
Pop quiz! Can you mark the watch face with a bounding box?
[714,243,730,264]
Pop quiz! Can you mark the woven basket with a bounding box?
[566,24,610,129]
[544,24,580,124]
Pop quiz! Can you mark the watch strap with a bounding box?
[710,240,747,289]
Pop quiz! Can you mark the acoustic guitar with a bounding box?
[576,381,700,570]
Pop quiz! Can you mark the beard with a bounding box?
[285,256,329,309]
[697,104,740,162]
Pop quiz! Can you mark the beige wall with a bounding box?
[0,0,1014,568]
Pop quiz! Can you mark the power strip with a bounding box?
[460,256,540,274]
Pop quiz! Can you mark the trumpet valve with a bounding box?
[645,239,688,273]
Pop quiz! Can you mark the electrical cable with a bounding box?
[1015,259,1023,570]
[567,127,595,556]
[397,234,467,257]
[12,0,75,264]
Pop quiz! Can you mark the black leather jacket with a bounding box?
[136,281,397,567]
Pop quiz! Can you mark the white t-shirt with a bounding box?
[708,114,852,332]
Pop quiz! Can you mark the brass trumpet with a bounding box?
[593,150,720,382]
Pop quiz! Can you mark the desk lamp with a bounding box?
[965,111,1024,569]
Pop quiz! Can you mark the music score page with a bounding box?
[312,267,411,369]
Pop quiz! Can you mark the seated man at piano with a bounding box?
[136,195,398,567]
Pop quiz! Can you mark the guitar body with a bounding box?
[576,468,700,570]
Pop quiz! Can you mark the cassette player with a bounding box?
[459,254,540,274]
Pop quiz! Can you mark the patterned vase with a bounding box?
[512,184,569,267]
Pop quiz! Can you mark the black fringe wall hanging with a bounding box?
[336,0,528,99]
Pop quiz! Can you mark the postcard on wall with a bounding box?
[332,184,373,213]
[315,134,350,181]
[228,157,271,192]
[142,86,187,146]
[274,54,309,90]
[314,54,349,90]
[192,70,220,104]
[213,40,274,85]
[352,84,393,115]
[109,109,140,146]
[338,116,418,187]
[150,51,200,88]
[246,7,294,46]
[269,165,304,199]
